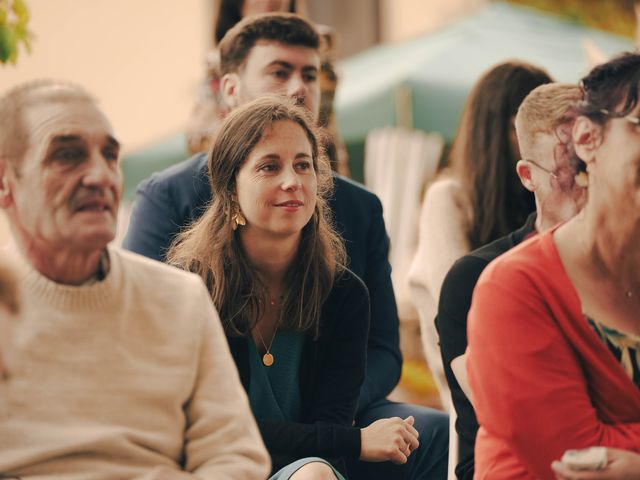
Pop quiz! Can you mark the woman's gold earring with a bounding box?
[574,170,589,188]
[231,206,246,230]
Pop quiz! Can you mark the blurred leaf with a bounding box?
[12,0,28,23]
[21,30,31,52]
[0,23,16,62]
[0,0,32,65]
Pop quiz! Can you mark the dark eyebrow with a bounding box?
[264,61,318,74]
[265,60,294,70]
[50,134,83,145]
[50,134,121,150]
[105,135,121,150]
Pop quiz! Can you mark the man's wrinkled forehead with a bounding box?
[19,96,117,175]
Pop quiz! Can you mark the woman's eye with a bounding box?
[259,164,278,172]
[296,161,312,171]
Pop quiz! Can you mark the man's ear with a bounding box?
[221,73,241,110]
[516,160,535,192]
[572,116,601,167]
[0,158,13,209]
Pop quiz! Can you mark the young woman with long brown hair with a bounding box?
[169,96,419,479]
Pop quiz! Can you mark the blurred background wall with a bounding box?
[0,0,213,154]
[0,0,494,155]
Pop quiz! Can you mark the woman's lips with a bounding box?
[275,200,304,212]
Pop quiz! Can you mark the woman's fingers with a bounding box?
[390,447,409,465]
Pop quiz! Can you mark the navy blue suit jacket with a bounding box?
[122,153,401,412]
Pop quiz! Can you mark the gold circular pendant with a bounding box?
[262,353,274,367]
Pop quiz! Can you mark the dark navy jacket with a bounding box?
[122,153,402,413]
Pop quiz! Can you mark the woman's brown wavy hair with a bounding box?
[167,95,345,338]
[449,60,552,249]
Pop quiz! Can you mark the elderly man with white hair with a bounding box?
[0,80,270,480]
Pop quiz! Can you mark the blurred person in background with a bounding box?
[408,60,551,410]
[186,0,349,176]
[186,0,296,155]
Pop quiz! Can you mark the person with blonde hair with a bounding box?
[436,82,587,479]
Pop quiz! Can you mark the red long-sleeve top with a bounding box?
[467,229,640,480]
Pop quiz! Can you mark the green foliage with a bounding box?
[0,0,32,65]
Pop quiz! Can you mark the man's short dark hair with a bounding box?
[219,13,320,76]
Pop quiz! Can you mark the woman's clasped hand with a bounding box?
[360,416,420,465]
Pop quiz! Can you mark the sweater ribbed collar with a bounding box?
[14,245,120,312]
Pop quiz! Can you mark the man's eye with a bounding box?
[303,73,317,83]
[272,70,288,79]
[53,148,86,163]
[103,148,120,163]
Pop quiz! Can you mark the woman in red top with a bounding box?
[467,52,640,480]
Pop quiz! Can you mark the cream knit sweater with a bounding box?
[0,246,270,480]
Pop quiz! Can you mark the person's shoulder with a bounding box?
[427,176,462,197]
[333,174,381,207]
[478,230,551,289]
[323,268,370,332]
[112,246,205,291]
[336,267,369,293]
[137,152,208,195]
[443,252,492,295]
[442,231,518,297]
[110,248,217,344]
[423,176,466,216]
[325,267,370,308]
[467,231,516,264]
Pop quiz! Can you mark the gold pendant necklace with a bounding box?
[256,326,277,367]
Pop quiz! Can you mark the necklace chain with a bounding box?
[255,292,282,367]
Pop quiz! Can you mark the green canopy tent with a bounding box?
[122,1,633,197]
[334,1,634,182]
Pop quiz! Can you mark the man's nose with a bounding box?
[287,74,307,102]
[83,152,117,188]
